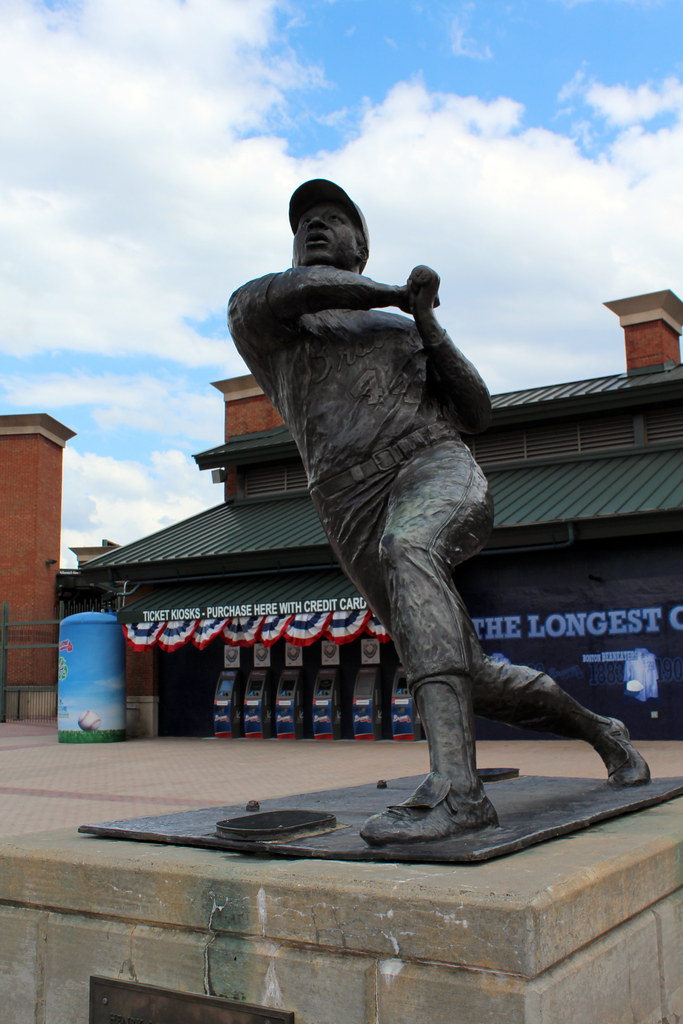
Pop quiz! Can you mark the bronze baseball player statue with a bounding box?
[228,179,650,845]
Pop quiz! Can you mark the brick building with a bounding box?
[0,414,74,714]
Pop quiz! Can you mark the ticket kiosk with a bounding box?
[390,667,422,740]
[352,666,382,740]
[275,668,304,739]
[312,667,341,740]
[243,669,273,739]
[212,669,243,738]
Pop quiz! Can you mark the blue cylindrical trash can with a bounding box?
[58,611,126,743]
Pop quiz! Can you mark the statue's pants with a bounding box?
[310,440,590,731]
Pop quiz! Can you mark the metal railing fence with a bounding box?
[0,603,59,723]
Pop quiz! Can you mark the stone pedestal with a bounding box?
[1,797,681,1024]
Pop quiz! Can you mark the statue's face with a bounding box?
[293,201,365,272]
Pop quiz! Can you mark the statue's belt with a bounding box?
[313,422,454,498]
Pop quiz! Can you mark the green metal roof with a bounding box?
[492,363,683,411]
[491,447,683,525]
[85,494,328,570]
[118,568,359,622]
[84,447,683,581]
[195,425,296,468]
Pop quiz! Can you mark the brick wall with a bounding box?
[125,644,158,697]
[224,465,239,502]
[0,433,63,621]
[0,415,74,690]
[624,320,681,372]
[218,381,284,500]
[120,582,158,698]
[224,393,284,440]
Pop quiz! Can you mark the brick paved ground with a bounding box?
[0,722,680,837]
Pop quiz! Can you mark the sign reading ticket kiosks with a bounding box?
[213,669,243,738]
[312,668,341,740]
[243,669,273,739]
[352,666,382,740]
[390,667,422,740]
[275,668,304,739]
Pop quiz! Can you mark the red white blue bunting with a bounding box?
[122,621,166,651]
[222,616,262,647]
[324,608,371,644]
[157,619,198,652]
[260,613,294,647]
[366,614,391,643]
[124,608,391,651]
[192,618,227,651]
[283,611,333,647]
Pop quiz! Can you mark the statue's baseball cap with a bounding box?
[288,179,369,269]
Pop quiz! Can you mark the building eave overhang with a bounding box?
[489,371,683,428]
[78,543,336,585]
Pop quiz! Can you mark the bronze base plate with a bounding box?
[80,774,683,863]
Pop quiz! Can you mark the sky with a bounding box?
[2,0,682,566]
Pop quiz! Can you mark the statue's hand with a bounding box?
[394,284,413,314]
[407,265,440,314]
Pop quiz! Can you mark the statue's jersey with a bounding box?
[228,272,460,486]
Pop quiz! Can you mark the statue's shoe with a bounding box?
[360,772,498,846]
[603,718,651,787]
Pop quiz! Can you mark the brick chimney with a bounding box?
[210,375,284,500]
[604,290,683,375]
[212,374,283,441]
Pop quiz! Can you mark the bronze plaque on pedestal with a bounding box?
[90,977,294,1024]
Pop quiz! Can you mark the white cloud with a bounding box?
[0,0,316,364]
[304,78,683,390]
[450,4,493,60]
[557,67,589,105]
[61,446,218,566]
[1,371,224,445]
[559,71,683,134]
[585,76,683,126]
